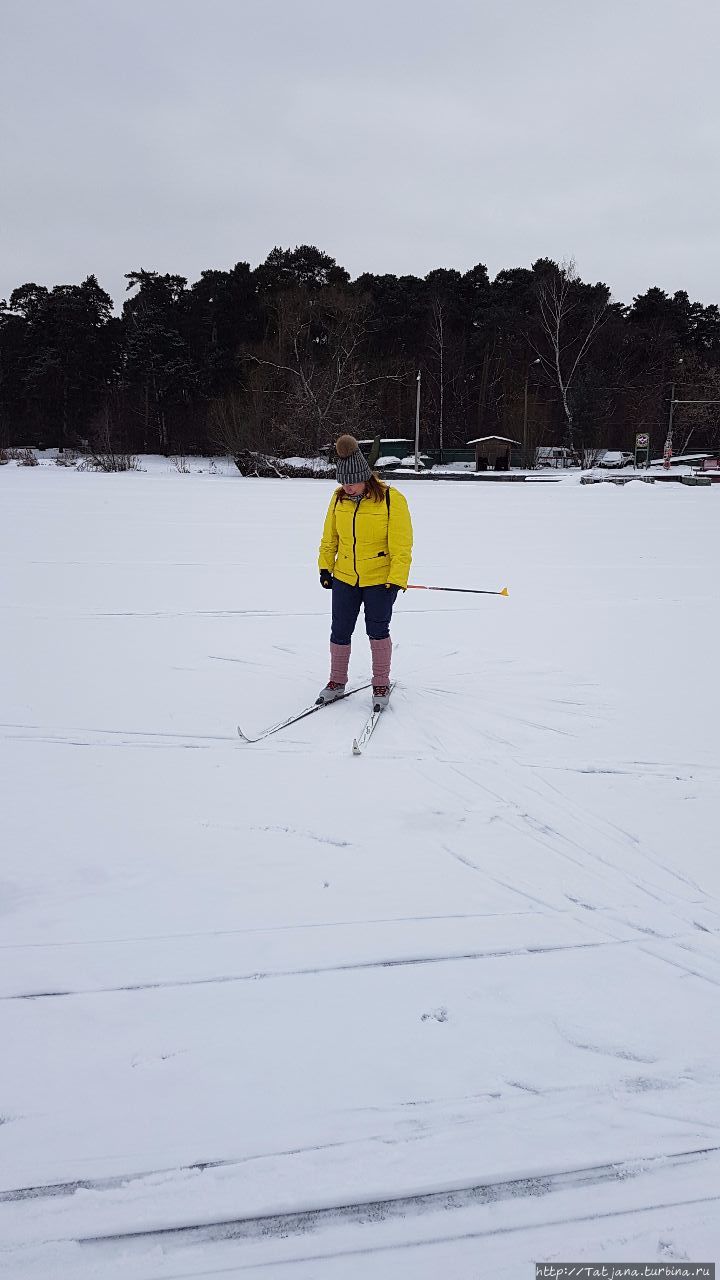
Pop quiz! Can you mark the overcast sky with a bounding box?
[2,0,719,311]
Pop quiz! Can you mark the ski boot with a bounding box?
[316,681,346,705]
[372,685,391,711]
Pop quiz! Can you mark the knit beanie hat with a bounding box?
[335,435,373,484]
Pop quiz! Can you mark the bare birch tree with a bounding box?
[533,259,610,453]
[244,291,401,452]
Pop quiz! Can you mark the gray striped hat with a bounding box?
[335,435,372,485]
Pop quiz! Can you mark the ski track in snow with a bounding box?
[423,756,720,943]
[8,1144,720,1270]
[77,1148,720,1249]
[0,907,540,951]
[1,932,673,1002]
[119,1193,720,1277]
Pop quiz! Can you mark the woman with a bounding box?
[317,434,413,708]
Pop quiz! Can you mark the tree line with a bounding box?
[2,245,720,464]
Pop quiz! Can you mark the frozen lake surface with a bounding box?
[1,460,719,1277]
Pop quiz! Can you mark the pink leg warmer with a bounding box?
[369,636,392,685]
[329,642,350,684]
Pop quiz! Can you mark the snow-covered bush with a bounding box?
[79,450,140,472]
[233,451,331,478]
[8,447,39,466]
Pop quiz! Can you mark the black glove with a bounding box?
[320,569,333,589]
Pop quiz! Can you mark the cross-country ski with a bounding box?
[352,683,396,754]
[237,682,371,743]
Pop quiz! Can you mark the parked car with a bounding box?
[598,451,634,469]
[535,446,580,468]
[398,453,433,470]
[374,453,433,472]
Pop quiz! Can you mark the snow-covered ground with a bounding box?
[1,462,719,1278]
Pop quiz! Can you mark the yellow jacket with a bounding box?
[318,485,413,589]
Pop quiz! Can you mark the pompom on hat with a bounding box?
[335,434,372,485]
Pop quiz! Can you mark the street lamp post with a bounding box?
[523,359,540,468]
[665,390,720,465]
[414,369,421,471]
[663,385,675,470]
[664,360,683,470]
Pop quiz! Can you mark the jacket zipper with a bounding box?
[352,499,361,584]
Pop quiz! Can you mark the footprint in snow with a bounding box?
[421,1007,448,1023]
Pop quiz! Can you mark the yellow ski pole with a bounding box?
[407,584,509,597]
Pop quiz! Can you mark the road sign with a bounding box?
[635,432,651,470]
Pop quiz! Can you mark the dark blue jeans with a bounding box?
[331,579,399,645]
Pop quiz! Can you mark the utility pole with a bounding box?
[665,394,720,463]
[663,383,675,470]
[523,358,540,469]
[414,369,421,470]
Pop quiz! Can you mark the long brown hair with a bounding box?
[335,474,388,503]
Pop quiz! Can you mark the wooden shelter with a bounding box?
[466,435,519,472]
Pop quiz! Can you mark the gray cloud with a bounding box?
[2,0,719,308]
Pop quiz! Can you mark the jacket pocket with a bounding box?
[357,549,387,563]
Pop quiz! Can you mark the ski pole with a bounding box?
[407,584,509,597]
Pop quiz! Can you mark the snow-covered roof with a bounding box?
[356,438,413,445]
[466,435,520,446]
